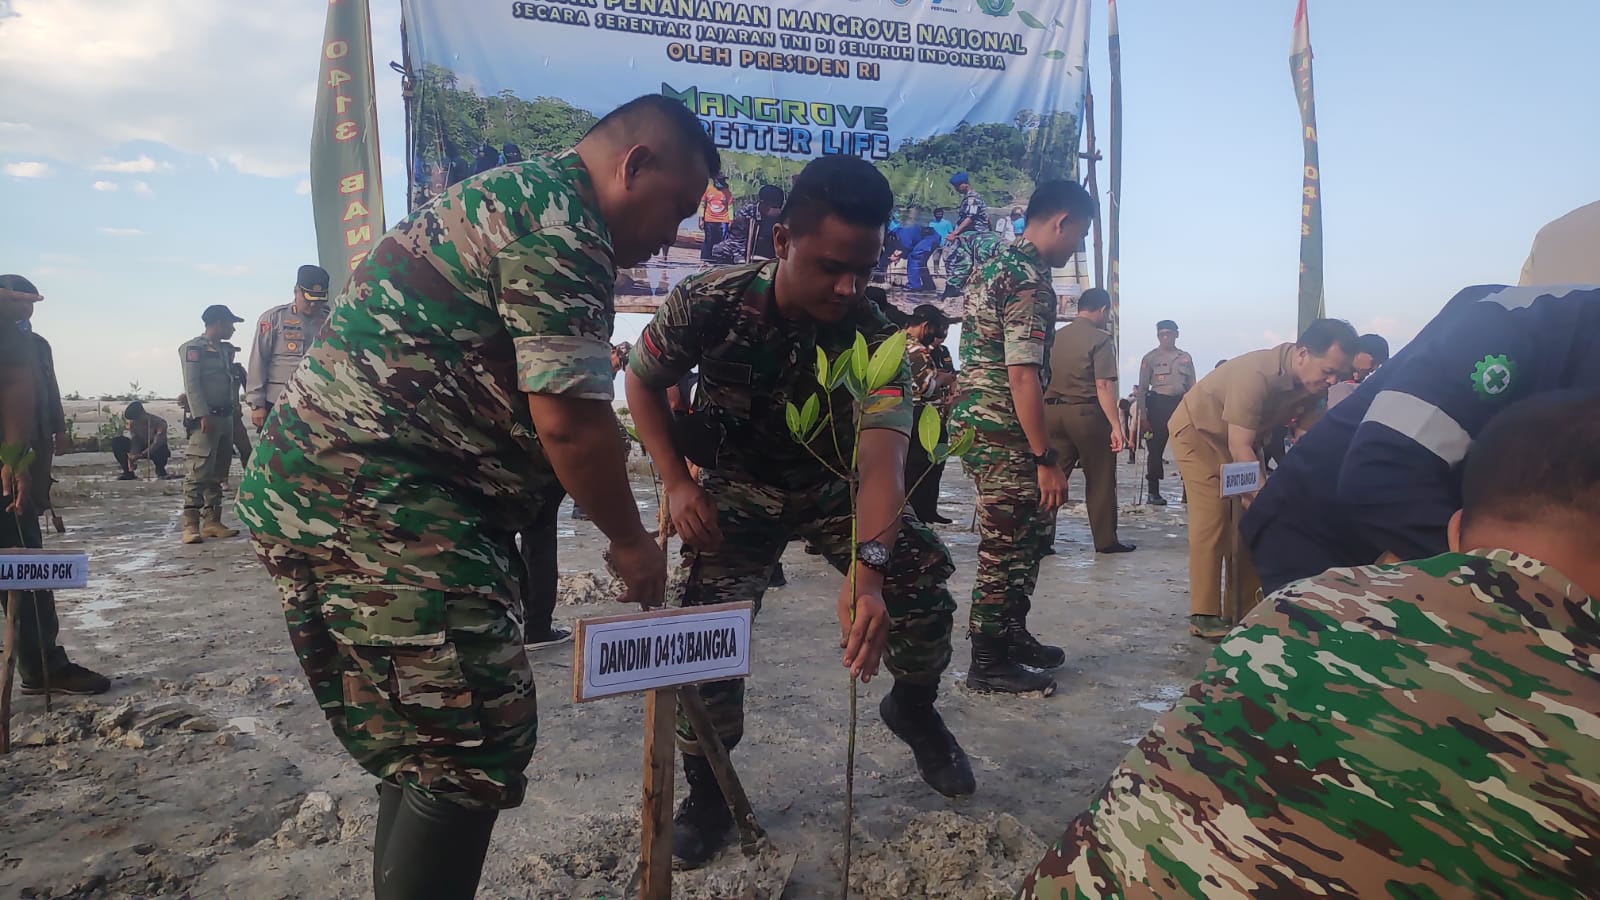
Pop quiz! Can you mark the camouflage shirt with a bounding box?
[1021,549,1600,899]
[237,152,616,601]
[908,341,952,407]
[951,239,1056,462]
[630,261,912,486]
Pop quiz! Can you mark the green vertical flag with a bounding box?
[1291,0,1325,330]
[311,0,384,297]
[1106,0,1123,350]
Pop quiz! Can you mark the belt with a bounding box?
[1044,397,1094,406]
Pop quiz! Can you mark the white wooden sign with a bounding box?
[0,550,89,590]
[1220,462,1262,498]
[573,602,753,702]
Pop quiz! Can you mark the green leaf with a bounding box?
[841,367,865,402]
[800,393,820,432]
[864,330,907,392]
[830,351,853,390]
[917,405,941,454]
[784,402,802,439]
[1017,10,1045,28]
[850,332,869,383]
[1043,49,1065,60]
[624,426,640,442]
[950,427,976,457]
[815,345,830,388]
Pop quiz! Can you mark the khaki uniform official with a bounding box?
[245,264,331,427]
[179,304,247,543]
[1136,319,1196,503]
[1169,338,1348,630]
[1043,298,1127,551]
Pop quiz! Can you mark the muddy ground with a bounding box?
[1,443,1210,899]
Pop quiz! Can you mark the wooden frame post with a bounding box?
[0,590,18,754]
[640,688,676,900]
[1223,496,1243,625]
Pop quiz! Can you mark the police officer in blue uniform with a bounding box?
[1242,284,1600,594]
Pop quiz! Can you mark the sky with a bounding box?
[2,0,1597,398]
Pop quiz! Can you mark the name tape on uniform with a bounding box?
[0,550,89,590]
[1220,462,1262,498]
[573,602,754,702]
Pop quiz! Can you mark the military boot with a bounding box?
[968,634,1056,695]
[181,509,204,544]
[879,682,975,798]
[671,752,734,870]
[1006,618,1066,670]
[1147,479,1167,505]
[201,507,239,538]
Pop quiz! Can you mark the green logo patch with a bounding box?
[1471,354,1515,399]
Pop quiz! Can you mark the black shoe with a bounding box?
[570,505,590,521]
[116,471,137,481]
[523,625,574,651]
[879,684,975,798]
[1006,622,1066,669]
[672,753,734,870]
[1096,542,1137,554]
[155,469,170,479]
[1147,483,1167,505]
[768,562,787,588]
[928,513,954,525]
[1040,545,1057,556]
[967,634,1055,695]
[22,663,110,695]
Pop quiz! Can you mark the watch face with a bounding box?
[859,541,891,569]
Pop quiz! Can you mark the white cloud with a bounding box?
[3,160,50,177]
[92,179,118,191]
[293,178,311,195]
[194,262,250,277]
[93,154,172,174]
[97,226,146,237]
[132,179,153,195]
[0,0,404,183]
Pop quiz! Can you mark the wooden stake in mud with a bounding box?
[1,590,19,754]
[677,686,764,853]
[641,688,676,900]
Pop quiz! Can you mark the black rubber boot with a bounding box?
[879,682,976,798]
[1006,619,1066,670]
[375,784,500,900]
[768,561,787,588]
[1147,480,1167,505]
[968,634,1056,695]
[672,751,735,870]
[372,780,402,899]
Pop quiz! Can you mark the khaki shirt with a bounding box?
[1170,343,1319,441]
[245,301,330,410]
[1138,346,1196,398]
[179,335,241,419]
[1044,317,1116,405]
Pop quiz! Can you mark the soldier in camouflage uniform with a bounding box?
[627,157,972,870]
[1021,390,1600,898]
[235,96,717,899]
[951,181,1097,696]
[940,229,1006,299]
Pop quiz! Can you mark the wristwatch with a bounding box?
[1031,448,1059,467]
[855,540,891,573]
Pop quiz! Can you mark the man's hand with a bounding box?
[1110,426,1127,454]
[199,416,212,434]
[837,578,890,682]
[2,464,32,515]
[128,452,142,466]
[609,532,668,608]
[1037,463,1068,512]
[666,479,722,552]
[251,408,268,429]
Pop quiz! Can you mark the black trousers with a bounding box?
[906,405,947,522]
[1144,392,1182,483]
[700,222,729,261]
[515,486,565,641]
[0,511,69,683]
[111,435,171,476]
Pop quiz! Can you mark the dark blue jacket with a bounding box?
[1243,284,1600,579]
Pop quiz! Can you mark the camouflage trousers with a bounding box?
[963,449,1054,637]
[183,418,235,509]
[253,540,539,810]
[675,467,957,756]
